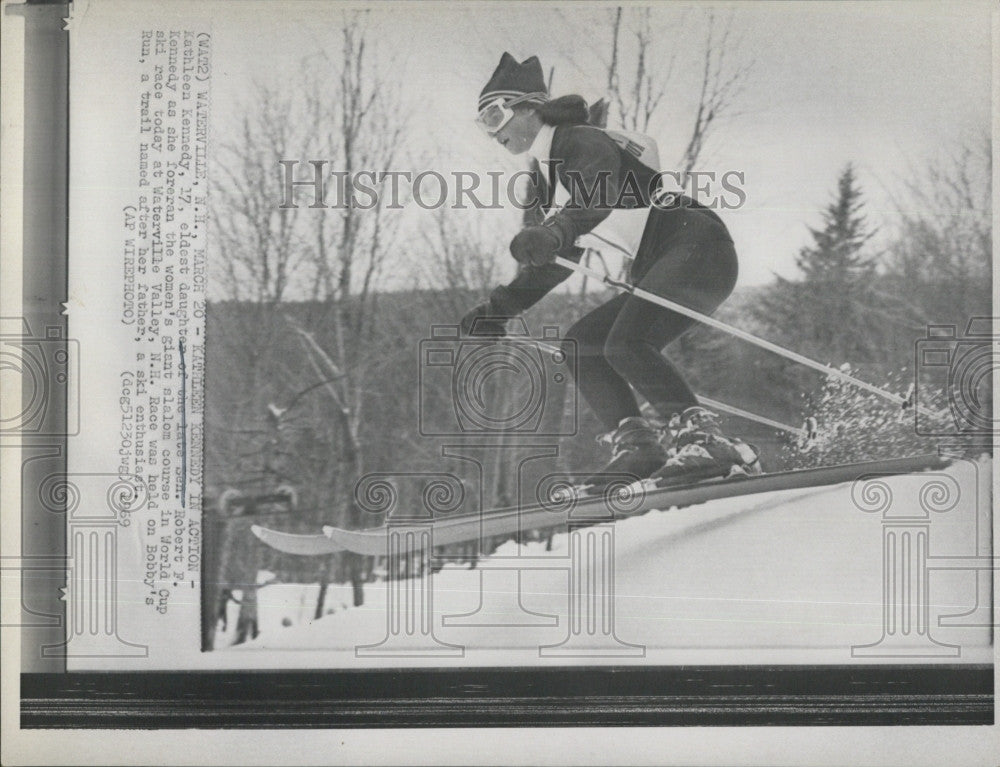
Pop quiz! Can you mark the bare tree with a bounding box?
[554,5,751,175]
[887,134,992,324]
[207,72,319,516]
[604,8,673,134]
[552,7,753,285]
[677,11,753,180]
[208,12,409,616]
[596,7,752,178]
[206,80,315,644]
[292,13,408,610]
[417,206,503,308]
[211,83,310,304]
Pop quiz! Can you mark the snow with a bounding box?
[213,581,360,649]
[214,456,992,667]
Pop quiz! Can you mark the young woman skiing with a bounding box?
[462,52,754,485]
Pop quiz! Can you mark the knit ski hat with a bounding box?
[478,52,548,112]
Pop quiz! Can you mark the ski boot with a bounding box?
[650,406,762,487]
[729,440,763,477]
[581,416,669,492]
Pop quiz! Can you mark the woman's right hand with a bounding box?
[460,303,507,337]
[510,224,562,267]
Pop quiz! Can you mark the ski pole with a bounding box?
[503,335,806,437]
[694,396,805,437]
[553,256,943,421]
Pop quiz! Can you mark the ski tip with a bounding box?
[249,524,263,537]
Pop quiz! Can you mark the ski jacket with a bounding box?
[490,123,732,317]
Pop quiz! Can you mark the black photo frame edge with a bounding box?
[20,664,995,728]
[10,0,996,736]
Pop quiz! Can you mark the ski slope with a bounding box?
[217,455,992,667]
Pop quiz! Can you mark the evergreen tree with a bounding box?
[753,164,887,405]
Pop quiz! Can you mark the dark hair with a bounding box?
[533,94,590,126]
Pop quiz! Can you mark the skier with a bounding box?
[462,52,757,485]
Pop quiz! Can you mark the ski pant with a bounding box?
[561,212,738,431]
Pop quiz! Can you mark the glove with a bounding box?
[510,224,562,267]
[460,302,507,337]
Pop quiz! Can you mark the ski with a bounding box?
[321,452,950,557]
[250,525,345,556]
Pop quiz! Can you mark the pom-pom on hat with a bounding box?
[478,52,548,112]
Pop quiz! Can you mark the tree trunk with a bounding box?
[348,552,365,606]
[233,586,260,645]
[314,573,329,619]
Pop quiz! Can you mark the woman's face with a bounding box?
[492,107,542,155]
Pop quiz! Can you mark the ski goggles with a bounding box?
[475,92,547,135]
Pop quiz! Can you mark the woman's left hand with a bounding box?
[510,225,561,267]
